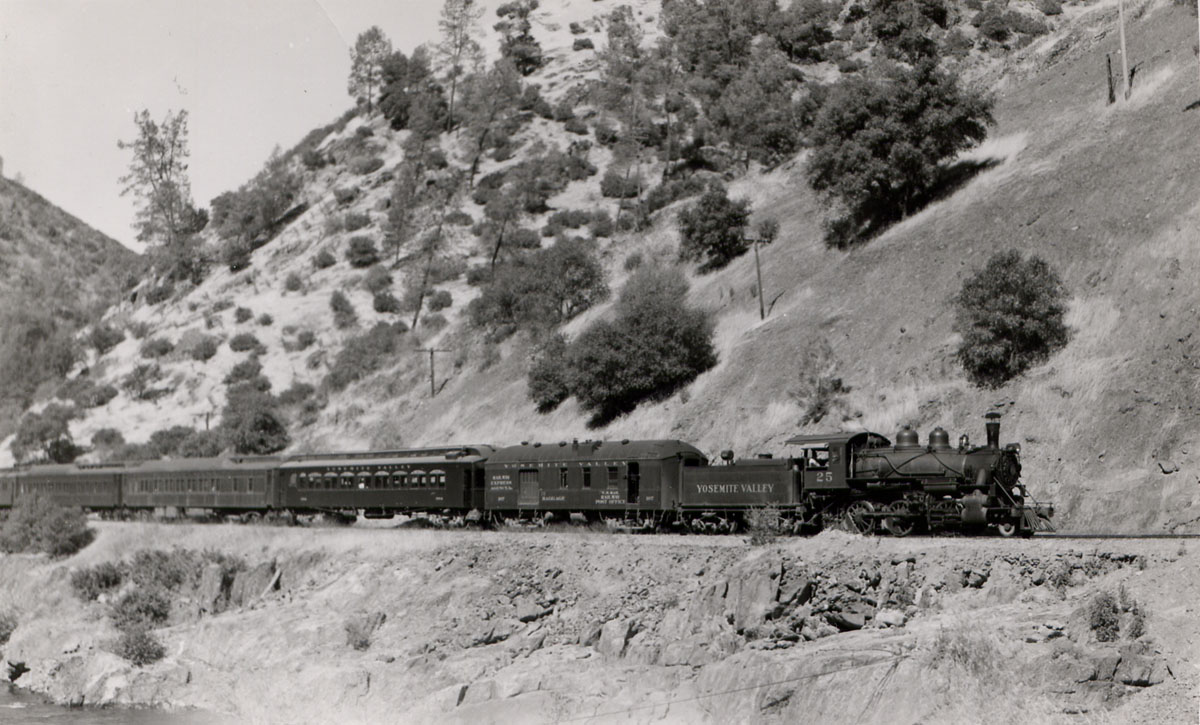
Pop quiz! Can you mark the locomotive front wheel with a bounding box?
[884,501,913,538]
[996,521,1017,538]
[845,501,875,535]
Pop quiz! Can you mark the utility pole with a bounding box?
[1118,0,1131,100]
[745,218,780,321]
[420,348,452,397]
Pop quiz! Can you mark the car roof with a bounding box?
[489,439,706,464]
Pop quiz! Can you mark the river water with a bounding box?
[0,685,227,724]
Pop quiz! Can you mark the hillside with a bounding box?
[0,176,140,438]
[8,0,1199,531]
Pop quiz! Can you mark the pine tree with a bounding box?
[437,0,485,130]
[117,109,196,249]
[348,26,393,110]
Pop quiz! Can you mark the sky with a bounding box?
[0,0,445,251]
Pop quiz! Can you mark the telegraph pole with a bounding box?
[745,218,779,321]
[1118,0,1131,100]
[420,348,452,397]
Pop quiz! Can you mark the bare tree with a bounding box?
[438,0,485,130]
[117,109,195,248]
[348,26,393,110]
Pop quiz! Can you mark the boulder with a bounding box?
[826,610,865,632]
[1115,655,1170,686]
[230,561,278,607]
[875,609,906,628]
[726,559,783,631]
[516,599,552,623]
[595,618,636,658]
[196,562,226,613]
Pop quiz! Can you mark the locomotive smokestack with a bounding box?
[985,412,1001,449]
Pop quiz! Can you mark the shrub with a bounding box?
[278,382,315,407]
[552,101,575,122]
[421,313,448,332]
[139,337,174,359]
[569,21,586,34]
[746,504,785,545]
[72,561,124,601]
[624,252,644,271]
[593,121,619,146]
[147,426,199,458]
[229,332,265,354]
[224,356,264,385]
[0,612,15,645]
[343,212,371,232]
[1088,591,1120,643]
[373,291,401,313]
[527,334,572,413]
[953,251,1068,388]
[445,210,474,226]
[0,494,93,556]
[330,291,358,329]
[589,211,614,238]
[510,227,542,249]
[143,283,173,306]
[807,61,993,247]
[312,249,337,269]
[89,324,125,355]
[257,313,273,326]
[1038,0,1062,15]
[121,364,166,401]
[324,322,407,391]
[284,272,303,292]
[427,289,453,312]
[351,156,385,175]
[346,236,380,267]
[92,428,125,448]
[127,320,152,339]
[85,384,119,408]
[600,168,641,199]
[112,587,171,632]
[302,149,327,170]
[677,185,751,272]
[528,266,715,425]
[572,37,595,51]
[296,330,316,350]
[332,187,356,207]
[235,307,253,323]
[364,265,393,294]
[116,628,166,667]
[191,336,219,361]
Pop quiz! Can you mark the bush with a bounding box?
[746,504,785,545]
[421,313,448,332]
[89,324,125,355]
[807,61,993,247]
[121,364,165,400]
[301,149,327,170]
[351,156,385,175]
[427,289,453,312]
[346,236,380,268]
[1038,0,1062,15]
[593,121,619,146]
[0,612,15,645]
[343,212,371,232]
[229,332,265,354]
[235,307,253,323]
[284,272,303,292]
[330,291,358,329]
[572,37,595,51]
[278,382,315,407]
[127,320,152,339]
[344,611,386,651]
[1088,591,1120,642]
[569,21,586,34]
[85,384,119,408]
[112,587,171,632]
[220,384,289,454]
[0,494,93,556]
[139,337,174,359]
[364,265,393,294]
[589,211,614,238]
[954,251,1068,388]
[191,336,219,361]
[143,283,173,306]
[176,429,225,458]
[445,210,474,226]
[527,334,572,413]
[296,330,316,350]
[224,356,264,385]
[148,426,199,458]
[600,168,641,199]
[312,249,337,269]
[257,313,273,326]
[333,187,357,205]
[92,428,125,448]
[677,185,751,272]
[324,322,407,391]
[373,292,401,313]
[72,561,124,601]
[116,628,166,667]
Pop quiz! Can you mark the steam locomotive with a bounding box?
[0,414,1052,537]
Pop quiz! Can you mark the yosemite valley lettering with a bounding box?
[695,483,774,494]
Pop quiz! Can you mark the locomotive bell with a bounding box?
[929,427,951,450]
[896,426,920,449]
[985,412,1001,449]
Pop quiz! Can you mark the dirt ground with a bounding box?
[1,522,1197,724]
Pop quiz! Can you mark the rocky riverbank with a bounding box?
[1,522,1196,723]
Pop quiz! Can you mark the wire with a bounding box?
[555,655,902,723]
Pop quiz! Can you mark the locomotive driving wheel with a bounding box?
[996,521,1017,538]
[844,501,876,535]
[884,501,914,538]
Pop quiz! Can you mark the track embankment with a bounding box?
[1,522,1197,724]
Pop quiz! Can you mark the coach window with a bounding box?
[559,467,569,489]
[356,473,369,489]
[323,473,336,489]
[412,470,426,487]
[374,472,388,489]
[582,467,592,488]
[392,471,407,488]
[607,466,619,485]
[340,473,354,488]
[431,469,446,488]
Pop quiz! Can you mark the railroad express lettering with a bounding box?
[695,483,774,494]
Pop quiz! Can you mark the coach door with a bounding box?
[626,462,640,504]
[518,468,539,507]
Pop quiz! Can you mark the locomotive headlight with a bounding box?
[1011,486,1021,498]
